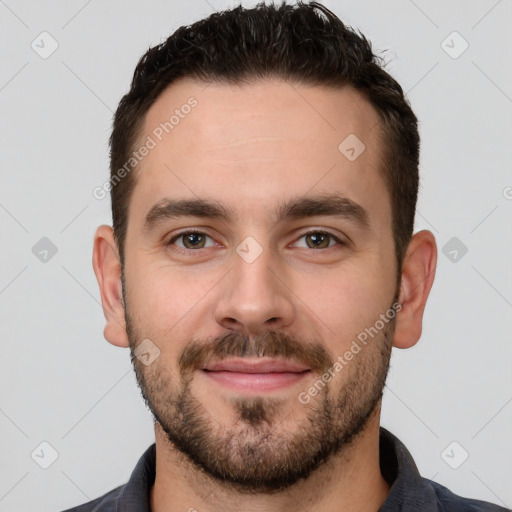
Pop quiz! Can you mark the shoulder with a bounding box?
[59,483,124,512]
[60,442,156,511]
[428,478,510,512]
[378,427,508,512]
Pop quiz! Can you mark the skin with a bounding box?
[93,78,437,512]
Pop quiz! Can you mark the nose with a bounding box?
[213,243,295,336]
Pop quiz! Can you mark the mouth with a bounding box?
[201,358,311,392]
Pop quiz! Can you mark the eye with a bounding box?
[166,228,346,253]
[167,230,216,250]
[293,230,346,249]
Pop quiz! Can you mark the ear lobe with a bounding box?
[92,225,129,348]
[392,230,437,349]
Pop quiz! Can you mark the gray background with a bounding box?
[0,0,511,510]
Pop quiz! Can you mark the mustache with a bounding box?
[178,330,333,377]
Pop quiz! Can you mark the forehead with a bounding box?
[129,77,389,229]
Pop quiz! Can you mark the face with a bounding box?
[122,78,399,492]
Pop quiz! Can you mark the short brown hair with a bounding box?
[109,1,419,279]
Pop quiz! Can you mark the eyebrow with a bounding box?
[142,193,372,233]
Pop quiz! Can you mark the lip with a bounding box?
[201,358,311,392]
[202,357,310,373]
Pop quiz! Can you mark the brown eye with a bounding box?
[305,232,331,249]
[168,231,214,250]
[295,230,345,249]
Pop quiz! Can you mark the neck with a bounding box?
[149,406,390,512]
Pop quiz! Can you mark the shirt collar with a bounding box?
[378,426,440,511]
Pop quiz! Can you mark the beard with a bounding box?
[125,294,397,494]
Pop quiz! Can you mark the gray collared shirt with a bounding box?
[61,427,509,511]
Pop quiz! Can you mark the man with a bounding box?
[64,1,508,511]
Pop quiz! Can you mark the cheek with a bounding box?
[302,263,390,343]
[129,263,218,336]
[132,259,191,305]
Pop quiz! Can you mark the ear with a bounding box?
[92,225,129,348]
[393,230,437,349]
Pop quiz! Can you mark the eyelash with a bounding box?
[166,228,347,253]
